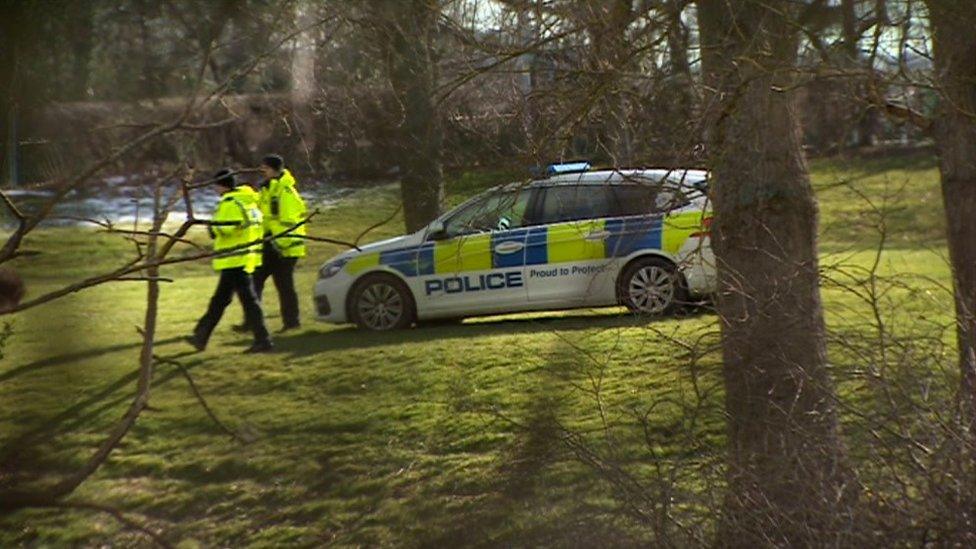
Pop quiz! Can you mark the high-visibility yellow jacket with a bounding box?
[259,169,307,258]
[212,185,264,272]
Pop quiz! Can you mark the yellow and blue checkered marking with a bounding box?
[605,217,663,257]
[348,212,702,278]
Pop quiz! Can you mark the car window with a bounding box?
[607,185,658,217]
[443,189,531,237]
[539,185,615,224]
[605,184,691,216]
[656,187,690,211]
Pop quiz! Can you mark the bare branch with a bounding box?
[155,355,248,444]
[354,202,403,248]
[0,190,26,223]
[2,211,322,315]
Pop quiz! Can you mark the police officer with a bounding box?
[234,154,307,333]
[188,169,273,353]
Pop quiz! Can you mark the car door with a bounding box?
[524,185,619,306]
[419,188,534,315]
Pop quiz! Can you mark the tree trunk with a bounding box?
[373,0,444,232]
[0,1,24,187]
[698,2,853,544]
[841,0,879,148]
[583,0,635,166]
[514,7,540,160]
[136,7,151,98]
[291,0,318,171]
[65,0,95,100]
[663,0,696,157]
[665,0,691,80]
[927,0,976,449]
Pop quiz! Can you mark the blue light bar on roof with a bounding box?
[546,161,591,176]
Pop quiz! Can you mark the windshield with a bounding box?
[440,187,532,238]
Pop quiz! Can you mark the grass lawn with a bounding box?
[0,153,957,546]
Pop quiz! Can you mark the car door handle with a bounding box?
[585,230,611,241]
[494,241,525,254]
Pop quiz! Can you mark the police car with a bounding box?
[314,163,716,330]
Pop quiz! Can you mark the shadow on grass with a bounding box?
[0,351,204,474]
[276,306,714,357]
[407,337,645,547]
[0,335,184,384]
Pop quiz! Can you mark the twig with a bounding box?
[187,168,263,190]
[177,118,240,131]
[102,230,203,251]
[2,211,320,315]
[0,207,163,512]
[301,234,363,250]
[155,355,247,444]
[433,22,584,106]
[0,16,341,266]
[51,215,204,251]
[0,190,27,222]
[354,203,403,248]
[116,276,175,283]
[1,115,196,264]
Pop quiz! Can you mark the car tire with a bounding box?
[349,274,415,331]
[617,257,687,316]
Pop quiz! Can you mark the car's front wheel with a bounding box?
[349,274,415,330]
[617,257,687,315]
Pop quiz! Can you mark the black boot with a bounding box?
[244,341,274,354]
[185,335,206,352]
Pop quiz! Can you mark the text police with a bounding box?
[424,271,524,295]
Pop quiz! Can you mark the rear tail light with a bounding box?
[691,216,712,238]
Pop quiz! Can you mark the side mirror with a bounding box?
[426,220,448,241]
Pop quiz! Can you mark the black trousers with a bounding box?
[195,267,270,346]
[244,243,300,328]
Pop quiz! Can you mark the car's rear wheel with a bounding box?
[617,257,687,315]
[349,274,415,330]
